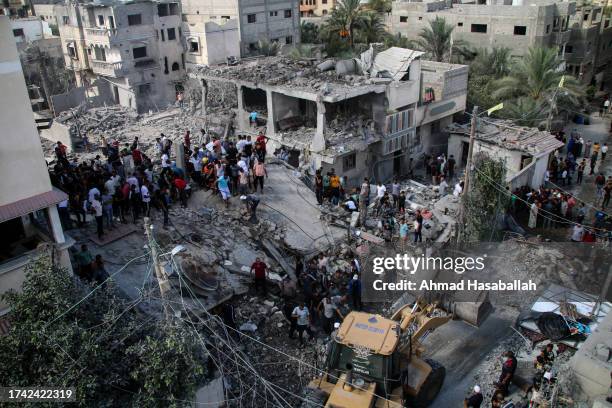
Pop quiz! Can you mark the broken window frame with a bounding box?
[188,37,200,53]
[66,42,78,59]
[247,14,256,23]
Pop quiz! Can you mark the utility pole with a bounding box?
[144,217,171,321]
[463,106,479,193]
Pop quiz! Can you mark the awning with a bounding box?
[0,188,68,224]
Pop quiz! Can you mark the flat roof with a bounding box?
[335,312,400,355]
[448,119,564,155]
[191,56,387,102]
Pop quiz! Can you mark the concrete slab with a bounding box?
[258,163,345,253]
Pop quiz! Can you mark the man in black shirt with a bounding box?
[464,385,483,408]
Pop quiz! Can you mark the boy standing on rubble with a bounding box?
[291,302,313,346]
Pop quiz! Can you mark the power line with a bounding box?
[45,253,150,328]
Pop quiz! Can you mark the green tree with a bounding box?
[383,32,411,49]
[368,0,391,13]
[0,256,206,407]
[471,47,512,78]
[492,46,584,120]
[411,16,469,62]
[500,97,547,127]
[328,0,367,47]
[301,21,320,44]
[355,12,386,44]
[492,46,582,101]
[257,39,281,56]
[461,154,509,242]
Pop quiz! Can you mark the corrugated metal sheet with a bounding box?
[0,189,68,224]
[371,47,424,81]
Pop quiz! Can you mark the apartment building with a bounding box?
[0,16,72,315]
[299,0,335,17]
[181,0,300,66]
[56,0,185,112]
[390,0,575,57]
[566,3,612,89]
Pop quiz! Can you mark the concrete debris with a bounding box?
[191,56,383,98]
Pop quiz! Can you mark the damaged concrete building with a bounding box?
[181,0,300,65]
[55,0,185,112]
[447,119,564,189]
[192,47,468,187]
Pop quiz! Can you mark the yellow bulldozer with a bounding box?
[303,298,479,408]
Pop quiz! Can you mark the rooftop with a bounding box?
[448,119,564,155]
[190,47,424,102]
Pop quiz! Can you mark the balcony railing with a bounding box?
[90,60,125,77]
[84,27,119,45]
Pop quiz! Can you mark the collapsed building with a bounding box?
[190,47,468,187]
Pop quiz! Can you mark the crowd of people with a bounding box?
[249,252,362,347]
[510,134,612,242]
[50,128,275,238]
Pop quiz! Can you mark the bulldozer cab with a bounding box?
[325,313,404,395]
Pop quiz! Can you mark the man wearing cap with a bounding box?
[464,385,483,408]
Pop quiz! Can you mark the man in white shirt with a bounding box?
[141,182,151,217]
[127,173,139,189]
[570,224,584,242]
[291,303,313,346]
[376,182,386,198]
[601,143,608,161]
[88,186,100,203]
[161,153,169,168]
[438,176,448,196]
[453,182,463,197]
[91,194,104,239]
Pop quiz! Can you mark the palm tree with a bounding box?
[301,21,320,44]
[411,17,469,62]
[257,40,281,56]
[329,0,366,48]
[356,12,386,44]
[367,0,391,13]
[500,97,547,127]
[471,47,512,78]
[383,33,411,49]
[492,47,581,102]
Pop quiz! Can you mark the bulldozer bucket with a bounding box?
[450,292,493,327]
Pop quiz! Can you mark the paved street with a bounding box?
[563,114,611,219]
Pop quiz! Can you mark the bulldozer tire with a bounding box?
[409,359,445,408]
[300,386,328,408]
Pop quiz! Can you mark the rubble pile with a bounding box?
[56,105,139,136]
[193,57,378,95]
[206,80,238,110]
